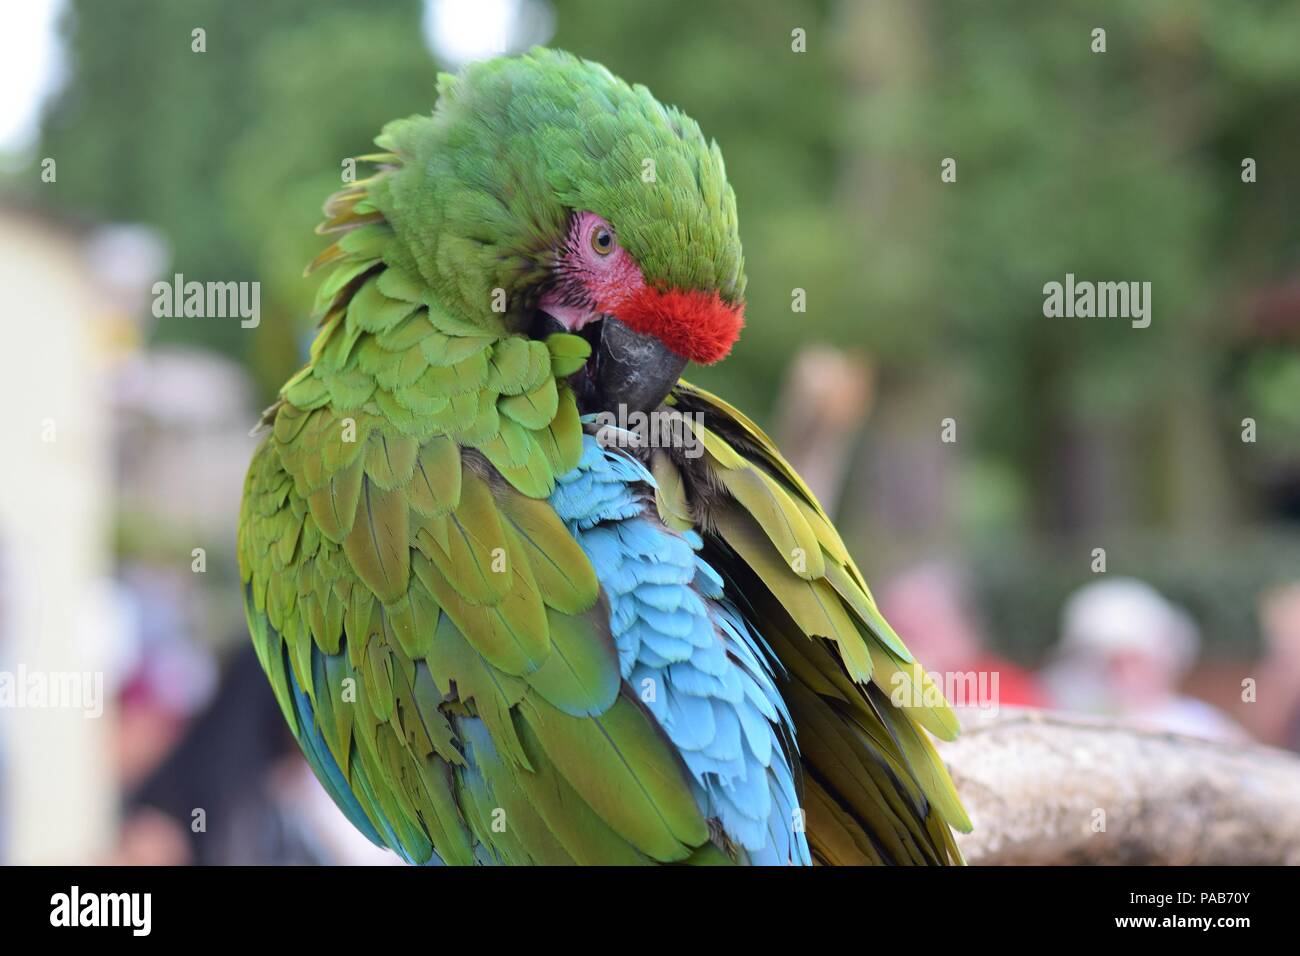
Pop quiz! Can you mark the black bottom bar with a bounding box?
[0,864,1283,941]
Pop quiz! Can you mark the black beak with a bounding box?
[590,317,688,414]
[530,310,687,415]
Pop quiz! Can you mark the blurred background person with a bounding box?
[1041,578,1248,742]
[106,646,398,865]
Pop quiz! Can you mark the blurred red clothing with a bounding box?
[972,655,1047,708]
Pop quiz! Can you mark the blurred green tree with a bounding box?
[25,0,1300,653]
[33,0,435,395]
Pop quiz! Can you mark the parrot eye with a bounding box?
[590,225,615,256]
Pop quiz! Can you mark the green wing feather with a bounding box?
[238,158,715,866]
[668,380,971,864]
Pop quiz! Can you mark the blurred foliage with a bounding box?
[20,0,1300,650]
[33,0,435,392]
[834,1,1300,535]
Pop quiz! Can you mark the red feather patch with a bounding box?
[611,286,745,365]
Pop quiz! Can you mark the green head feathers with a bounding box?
[366,48,745,330]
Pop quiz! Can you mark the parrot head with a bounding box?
[369,48,746,414]
[535,209,745,414]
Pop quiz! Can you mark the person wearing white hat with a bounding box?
[1042,578,1248,742]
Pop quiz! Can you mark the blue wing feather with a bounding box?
[551,436,811,865]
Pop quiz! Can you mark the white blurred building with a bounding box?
[0,206,133,862]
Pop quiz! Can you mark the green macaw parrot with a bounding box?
[238,48,970,865]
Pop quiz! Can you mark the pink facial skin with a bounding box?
[538,211,644,330]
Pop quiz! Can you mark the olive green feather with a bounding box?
[669,379,971,855]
